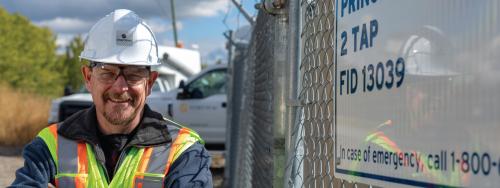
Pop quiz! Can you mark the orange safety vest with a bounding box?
[37,123,203,188]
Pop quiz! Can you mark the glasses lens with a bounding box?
[123,67,149,84]
[94,65,119,84]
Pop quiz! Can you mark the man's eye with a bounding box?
[100,72,116,79]
[126,74,143,81]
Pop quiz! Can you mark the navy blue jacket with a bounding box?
[9,105,213,187]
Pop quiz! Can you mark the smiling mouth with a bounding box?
[105,92,133,104]
[108,98,131,103]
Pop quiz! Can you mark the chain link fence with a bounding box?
[289,0,336,187]
[226,3,288,187]
[226,0,373,187]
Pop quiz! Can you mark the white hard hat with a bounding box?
[80,9,161,66]
[401,25,456,77]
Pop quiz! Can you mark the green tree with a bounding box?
[62,35,85,92]
[0,7,62,96]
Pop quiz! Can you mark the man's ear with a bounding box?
[146,71,159,96]
[81,66,93,92]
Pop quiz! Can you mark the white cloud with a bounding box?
[192,38,228,64]
[160,38,175,47]
[3,0,224,40]
[55,34,76,47]
[2,0,228,21]
[145,19,183,33]
[145,19,170,33]
[54,33,81,54]
[185,0,228,17]
[197,40,226,56]
[203,47,228,65]
[35,17,93,34]
[1,0,233,59]
[191,44,199,50]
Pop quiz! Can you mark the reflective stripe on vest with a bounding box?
[37,124,202,188]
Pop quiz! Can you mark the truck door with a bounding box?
[172,68,227,144]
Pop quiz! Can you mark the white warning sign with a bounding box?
[334,0,500,187]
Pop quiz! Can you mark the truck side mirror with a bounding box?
[178,80,185,89]
[177,80,188,99]
[64,86,73,96]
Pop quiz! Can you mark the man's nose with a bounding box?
[111,74,129,91]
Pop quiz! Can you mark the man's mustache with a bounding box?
[104,92,133,102]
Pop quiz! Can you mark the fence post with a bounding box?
[284,0,302,187]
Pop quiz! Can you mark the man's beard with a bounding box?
[103,109,138,126]
[102,92,139,126]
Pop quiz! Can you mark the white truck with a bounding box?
[162,64,228,150]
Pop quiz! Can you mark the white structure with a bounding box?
[154,45,201,91]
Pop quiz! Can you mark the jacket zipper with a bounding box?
[112,143,166,176]
[92,143,134,183]
[113,146,132,176]
[92,143,110,183]
[95,143,167,183]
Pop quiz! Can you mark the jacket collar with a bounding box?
[58,104,172,147]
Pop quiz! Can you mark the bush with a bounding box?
[0,84,50,146]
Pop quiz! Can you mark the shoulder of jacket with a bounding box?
[36,124,59,164]
[163,117,204,144]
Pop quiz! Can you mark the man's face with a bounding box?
[82,63,158,126]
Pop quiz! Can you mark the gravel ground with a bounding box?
[0,155,23,187]
[0,146,24,187]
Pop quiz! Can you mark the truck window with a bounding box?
[187,69,227,98]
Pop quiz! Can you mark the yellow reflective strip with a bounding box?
[165,128,201,175]
[37,125,58,168]
[86,144,108,188]
[134,172,165,178]
[127,148,144,188]
[163,118,205,144]
[186,128,204,145]
[55,173,88,178]
[171,131,189,162]
[163,117,185,128]
[108,147,144,188]
[172,135,197,162]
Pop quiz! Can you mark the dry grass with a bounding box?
[0,84,51,146]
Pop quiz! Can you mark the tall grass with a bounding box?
[0,84,50,146]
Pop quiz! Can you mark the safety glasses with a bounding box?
[90,62,150,86]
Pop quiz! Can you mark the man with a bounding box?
[10,9,213,187]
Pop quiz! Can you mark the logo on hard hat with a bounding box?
[116,31,133,46]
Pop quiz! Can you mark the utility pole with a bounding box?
[170,0,179,47]
[224,30,234,64]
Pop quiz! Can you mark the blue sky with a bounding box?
[1,0,257,64]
